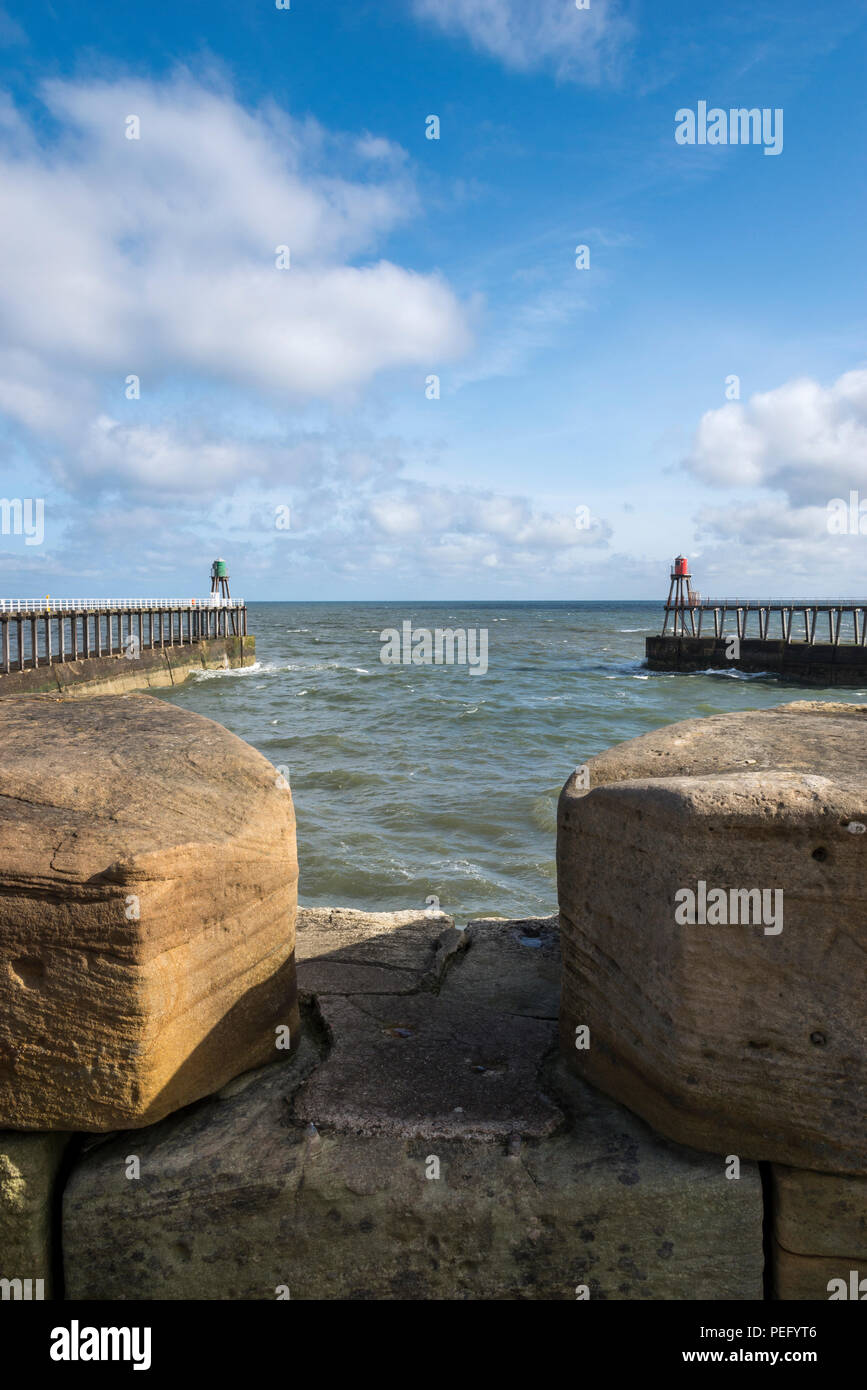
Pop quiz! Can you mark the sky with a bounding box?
[0,0,865,600]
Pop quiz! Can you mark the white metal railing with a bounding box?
[696,598,867,608]
[0,597,245,614]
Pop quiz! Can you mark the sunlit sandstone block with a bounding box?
[0,694,298,1131]
[558,702,867,1173]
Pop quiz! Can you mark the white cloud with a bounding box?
[682,369,867,594]
[362,481,611,581]
[370,497,424,535]
[0,74,471,491]
[0,73,620,596]
[355,133,406,163]
[413,0,633,84]
[695,500,832,543]
[67,416,290,491]
[686,369,867,503]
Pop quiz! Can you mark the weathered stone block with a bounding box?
[447,916,560,1018]
[772,1241,867,1301]
[558,702,867,1173]
[772,1165,867,1258]
[0,1131,69,1298]
[0,694,298,1131]
[294,908,559,1141]
[295,906,460,997]
[63,912,763,1300]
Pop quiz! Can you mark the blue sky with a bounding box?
[0,0,866,599]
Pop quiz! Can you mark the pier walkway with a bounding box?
[663,598,867,646]
[0,597,248,675]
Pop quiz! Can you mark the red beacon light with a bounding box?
[662,554,698,636]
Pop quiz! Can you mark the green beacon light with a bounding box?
[210,558,232,605]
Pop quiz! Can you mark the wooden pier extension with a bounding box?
[645,559,867,685]
[0,597,253,697]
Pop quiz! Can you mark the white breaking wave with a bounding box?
[696,667,774,680]
[190,660,269,680]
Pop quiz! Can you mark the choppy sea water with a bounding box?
[154,602,863,922]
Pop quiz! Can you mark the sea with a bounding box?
[154,601,863,924]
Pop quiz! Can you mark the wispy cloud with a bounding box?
[412,0,634,85]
